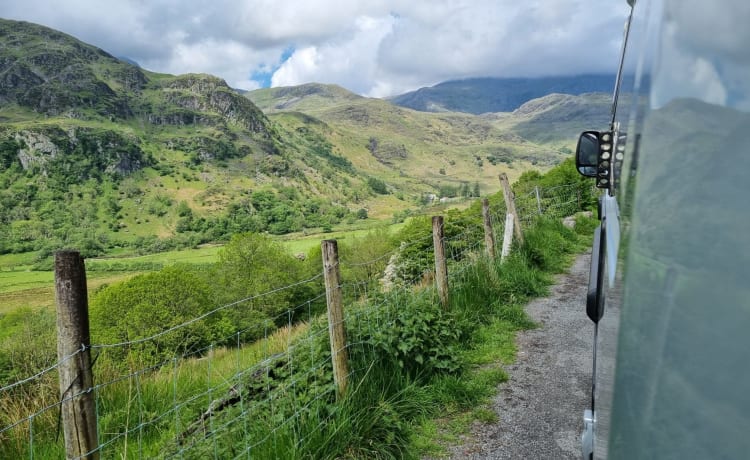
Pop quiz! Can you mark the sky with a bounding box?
[649,0,750,111]
[1,0,631,97]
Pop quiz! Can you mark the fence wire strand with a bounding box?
[1,181,594,459]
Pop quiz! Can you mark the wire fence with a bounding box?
[0,181,597,459]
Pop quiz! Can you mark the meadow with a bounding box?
[0,160,598,458]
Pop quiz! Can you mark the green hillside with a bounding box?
[248,85,572,204]
[489,92,613,147]
[0,18,603,261]
[0,19,369,257]
[247,83,364,113]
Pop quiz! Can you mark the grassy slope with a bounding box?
[0,152,599,458]
[3,216,596,459]
[250,87,569,199]
[489,92,612,148]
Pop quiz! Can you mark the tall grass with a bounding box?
[0,204,594,459]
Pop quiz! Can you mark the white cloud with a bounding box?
[2,0,631,97]
[146,39,277,90]
[271,15,396,94]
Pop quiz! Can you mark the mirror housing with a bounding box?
[575,131,600,177]
[576,130,619,189]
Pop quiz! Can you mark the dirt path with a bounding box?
[448,252,594,459]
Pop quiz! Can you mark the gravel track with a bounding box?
[447,252,593,459]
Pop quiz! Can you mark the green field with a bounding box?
[0,219,407,314]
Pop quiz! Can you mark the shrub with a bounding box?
[367,177,388,194]
[367,292,462,377]
[90,265,218,365]
[519,217,578,273]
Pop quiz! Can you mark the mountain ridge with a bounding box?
[389,74,616,114]
[0,18,606,259]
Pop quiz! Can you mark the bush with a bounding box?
[367,177,388,194]
[367,292,462,377]
[519,217,578,273]
[90,265,218,366]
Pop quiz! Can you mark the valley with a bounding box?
[0,19,610,260]
[0,17,611,314]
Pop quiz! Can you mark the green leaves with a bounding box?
[90,265,216,365]
[366,292,462,377]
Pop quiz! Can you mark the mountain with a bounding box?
[248,83,364,113]
[0,19,365,256]
[0,18,274,149]
[489,92,613,145]
[248,84,568,198]
[0,19,604,260]
[390,75,616,114]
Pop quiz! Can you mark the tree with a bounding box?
[460,182,470,197]
[214,233,321,335]
[176,200,193,217]
[367,177,388,194]
[90,265,217,366]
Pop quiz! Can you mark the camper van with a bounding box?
[575,0,750,458]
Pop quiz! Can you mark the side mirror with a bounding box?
[575,131,600,177]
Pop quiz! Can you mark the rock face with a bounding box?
[159,74,271,135]
[0,19,271,134]
[11,127,148,178]
[0,19,144,117]
[14,130,60,169]
[0,18,276,177]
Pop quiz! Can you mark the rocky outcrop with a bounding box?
[14,130,60,169]
[146,111,219,127]
[0,19,143,117]
[11,127,147,177]
[160,74,271,135]
[0,19,276,175]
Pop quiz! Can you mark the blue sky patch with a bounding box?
[251,46,295,88]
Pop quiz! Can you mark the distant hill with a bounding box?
[390,75,616,114]
[489,92,613,144]
[248,84,567,197]
[248,83,364,113]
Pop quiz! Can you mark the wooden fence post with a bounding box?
[55,250,99,460]
[499,173,524,244]
[501,214,514,262]
[482,199,495,258]
[432,216,449,309]
[534,186,543,215]
[321,240,349,397]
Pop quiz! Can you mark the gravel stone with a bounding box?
[445,252,594,460]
